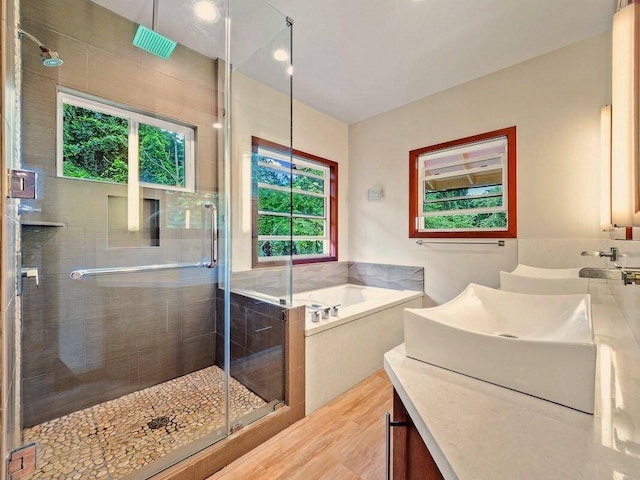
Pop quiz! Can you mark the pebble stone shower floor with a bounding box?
[22,366,267,479]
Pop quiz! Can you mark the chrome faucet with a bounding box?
[579,266,640,285]
[581,247,618,262]
[578,267,623,280]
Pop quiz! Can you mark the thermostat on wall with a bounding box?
[368,185,384,201]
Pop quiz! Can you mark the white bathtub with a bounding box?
[292,284,423,336]
[300,284,423,414]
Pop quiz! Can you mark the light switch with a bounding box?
[368,185,384,201]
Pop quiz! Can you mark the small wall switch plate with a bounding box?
[367,186,384,201]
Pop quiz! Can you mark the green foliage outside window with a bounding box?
[423,185,506,229]
[256,163,324,193]
[424,212,507,229]
[258,240,324,257]
[139,123,186,187]
[255,154,327,258]
[62,104,128,183]
[62,103,187,188]
[258,216,324,236]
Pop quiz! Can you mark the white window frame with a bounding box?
[254,142,333,264]
[417,136,509,233]
[56,90,195,193]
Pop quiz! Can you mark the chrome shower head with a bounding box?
[39,47,64,67]
[18,28,64,68]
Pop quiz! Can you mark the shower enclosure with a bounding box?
[1,0,295,478]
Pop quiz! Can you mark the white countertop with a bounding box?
[384,287,640,480]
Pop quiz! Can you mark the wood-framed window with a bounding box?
[409,126,517,238]
[252,137,338,267]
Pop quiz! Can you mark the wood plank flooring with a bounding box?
[208,370,392,480]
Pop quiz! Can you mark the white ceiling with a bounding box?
[91,0,616,124]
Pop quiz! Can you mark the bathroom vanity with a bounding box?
[385,284,640,479]
[390,388,444,479]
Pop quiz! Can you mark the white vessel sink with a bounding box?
[500,264,588,295]
[404,283,596,413]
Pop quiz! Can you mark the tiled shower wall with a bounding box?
[215,291,286,405]
[19,0,220,427]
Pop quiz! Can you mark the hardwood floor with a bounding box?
[208,370,392,480]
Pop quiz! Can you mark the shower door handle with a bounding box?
[205,202,217,268]
[70,262,210,280]
[71,202,219,280]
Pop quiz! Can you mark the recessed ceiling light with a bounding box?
[273,49,289,62]
[193,0,219,22]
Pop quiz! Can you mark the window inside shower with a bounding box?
[57,90,195,192]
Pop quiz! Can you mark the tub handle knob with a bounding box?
[310,310,320,323]
[331,304,341,317]
[321,308,330,320]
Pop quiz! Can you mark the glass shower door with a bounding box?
[13,0,229,477]
[3,0,293,478]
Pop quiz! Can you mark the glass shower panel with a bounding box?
[222,0,292,429]
[3,0,24,463]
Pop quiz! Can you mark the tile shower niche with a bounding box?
[108,196,160,248]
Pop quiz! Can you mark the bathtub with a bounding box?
[291,284,423,336]
[298,284,423,414]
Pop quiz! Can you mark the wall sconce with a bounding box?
[610,0,639,228]
[601,105,612,231]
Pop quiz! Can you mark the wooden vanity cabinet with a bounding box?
[392,388,444,480]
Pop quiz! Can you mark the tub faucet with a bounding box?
[581,247,618,262]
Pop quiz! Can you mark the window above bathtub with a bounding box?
[252,136,338,267]
[409,126,517,238]
[57,90,195,192]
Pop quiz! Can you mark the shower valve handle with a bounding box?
[21,267,39,287]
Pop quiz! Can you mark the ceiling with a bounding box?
[91,0,616,124]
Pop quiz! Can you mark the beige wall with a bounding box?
[348,33,612,304]
[231,72,349,272]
